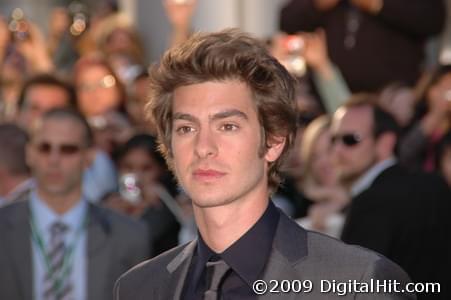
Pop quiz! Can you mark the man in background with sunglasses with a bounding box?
[331,94,451,299]
[15,73,119,207]
[0,108,149,300]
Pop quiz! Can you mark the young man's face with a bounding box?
[170,80,283,209]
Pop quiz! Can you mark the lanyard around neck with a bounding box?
[29,210,88,295]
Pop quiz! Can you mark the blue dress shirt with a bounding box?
[30,191,88,300]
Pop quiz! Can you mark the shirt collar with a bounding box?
[30,190,88,234]
[350,157,397,197]
[196,201,279,287]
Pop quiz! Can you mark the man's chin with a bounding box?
[42,185,71,196]
[191,194,236,209]
[337,172,358,187]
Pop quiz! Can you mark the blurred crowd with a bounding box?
[0,0,451,299]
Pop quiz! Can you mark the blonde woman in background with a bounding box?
[296,115,349,238]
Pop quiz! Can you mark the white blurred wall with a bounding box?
[132,0,288,62]
[1,0,450,65]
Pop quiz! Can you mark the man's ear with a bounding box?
[264,136,286,163]
[376,132,397,160]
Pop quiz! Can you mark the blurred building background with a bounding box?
[3,0,448,64]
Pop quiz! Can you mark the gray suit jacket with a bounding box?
[115,210,415,299]
[0,199,149,300]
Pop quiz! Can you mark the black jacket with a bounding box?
[341,164,451,299]
[280,0,446,92]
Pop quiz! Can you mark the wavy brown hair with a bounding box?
[146,29,298,191]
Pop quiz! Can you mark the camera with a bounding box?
[282,35,306,77]
[119,173,142,204]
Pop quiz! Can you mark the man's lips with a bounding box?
[45,173,63,181]
[192,169,226,180]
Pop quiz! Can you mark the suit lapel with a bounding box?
[87,204,110,300]
[6,201,33,300]
[259,211,308,300]
[165,240,197,300]
[260,249,300,300]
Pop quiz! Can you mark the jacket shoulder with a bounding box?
[0,200,28,226]
[304,231,411,282]
[114,242,191,299]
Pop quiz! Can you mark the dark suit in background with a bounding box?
[280,0,446,92]
[341,164,451,299]
[0,199,150,300]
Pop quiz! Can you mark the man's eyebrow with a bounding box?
[211,109,248,121]
[172,109,248,123]
[173,113,198,123]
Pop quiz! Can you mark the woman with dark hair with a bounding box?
[398,65,451,172]
[105,133,182,256]
[73,53,127,117]
[435,131,451,186]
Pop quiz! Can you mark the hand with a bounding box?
[15,21,53,72]
[103,194,136,215]
[49,7,70,39]
[268,33,290,63]
[0,15,10,52]
[350,0,383,14]
[142,183,163,207]
[314,0,341,11]
[163,0,197,30]
[300,29,332,73]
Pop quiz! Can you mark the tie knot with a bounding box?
[50,221,69,236]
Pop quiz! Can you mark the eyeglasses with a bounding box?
[78,74,116,92]
[331,133,363,147]
[35,142,82,155]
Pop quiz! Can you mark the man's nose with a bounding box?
[194,128,218,158]
[47,148,63,164]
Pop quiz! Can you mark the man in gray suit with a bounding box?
[115,29,416,299]
[0,108,149,300]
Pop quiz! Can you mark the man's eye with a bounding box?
[220,124,239,131]
[176,126,195,134]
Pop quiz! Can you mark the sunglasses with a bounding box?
[35,142,82,155]
[331,133,362,147]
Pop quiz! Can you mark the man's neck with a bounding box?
[350,157,397,197]
[193,187,269,253]
[36,188,82,215]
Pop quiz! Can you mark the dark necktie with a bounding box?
[203,259,230,300]
[43,221,73,300]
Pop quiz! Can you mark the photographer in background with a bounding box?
[280,0,446,92]
[399,65,451,173]
[0,11,53,119]
[104,134,183,256]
